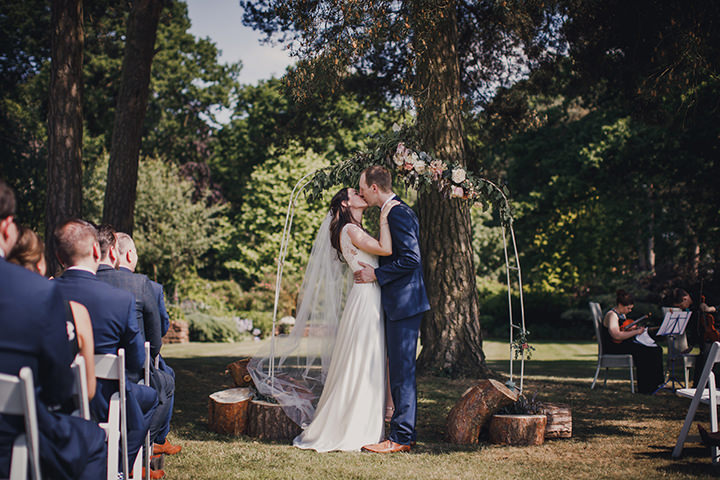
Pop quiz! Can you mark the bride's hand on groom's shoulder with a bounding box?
[381,200,400,219]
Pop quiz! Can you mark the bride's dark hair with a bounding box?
[329,188,356,258]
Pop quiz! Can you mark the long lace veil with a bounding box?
[247,213,352,427]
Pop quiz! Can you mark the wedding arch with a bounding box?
[263,128,530,394]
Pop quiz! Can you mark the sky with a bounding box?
[184,0,294,86]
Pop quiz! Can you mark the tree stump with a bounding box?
[208,387,252,435]
[489,414,547,446]
[446,379,518,444]
[246,400,302,442]
[540,403,572,439]
[225,358,254,387]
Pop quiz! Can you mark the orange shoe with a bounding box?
[361,439,411,453]
[129,467,165,479]
[153,439,182,455]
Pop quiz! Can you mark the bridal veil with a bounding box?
[247,213,353,427]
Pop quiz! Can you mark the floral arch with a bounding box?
[267,126,530,392]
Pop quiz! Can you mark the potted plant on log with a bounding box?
[488,393,547,446]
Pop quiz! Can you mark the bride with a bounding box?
[247,186,397,452]
[292,187,398,452]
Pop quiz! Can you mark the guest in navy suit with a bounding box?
[97,228,180,457]
[51,219,158,470]
[355,166,431,453]
[0,180,106,479]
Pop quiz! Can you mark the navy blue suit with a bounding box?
[374,196,430,445]
[53,269,158,466]
[95,266,174,446]
[149,280,175,443]
[0,259,106,479]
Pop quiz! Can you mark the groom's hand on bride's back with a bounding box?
[354,262,376,283]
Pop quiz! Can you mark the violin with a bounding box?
[612,313,652,343]
[701,295,720,343]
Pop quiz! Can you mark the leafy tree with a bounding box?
[226,142,329,289]
[240,0,558,376]
[84,154,229,286]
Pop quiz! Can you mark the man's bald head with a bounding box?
[54,219,99,268]
[116,232,138,271]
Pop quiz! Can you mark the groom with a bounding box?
[355,165,430,453]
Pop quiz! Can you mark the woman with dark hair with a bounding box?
[286,187,399,451]
[602,289,664,394]
[7,226,96,399]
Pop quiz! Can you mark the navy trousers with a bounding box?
[385,312,422,445]
[155,355,175,444]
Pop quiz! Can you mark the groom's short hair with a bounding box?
[363,166,391,192]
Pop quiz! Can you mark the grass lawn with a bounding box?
[158,339,717,479]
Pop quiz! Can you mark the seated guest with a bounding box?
[96,227,179,458]
[0,180,106,479]
[602,289,664,394]
[7,225,96,399]
[51,219,161,477]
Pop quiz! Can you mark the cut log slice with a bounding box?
[488,414,547,446]
[208,387,252,436]
[540,403,572,439]
[246,399,302,442]
[225,358,254,388]
[446,379,518,444]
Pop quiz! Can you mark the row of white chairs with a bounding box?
[0,343,154,480]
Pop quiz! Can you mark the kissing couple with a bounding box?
[248,165,430,453]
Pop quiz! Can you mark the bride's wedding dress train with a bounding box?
[293,224,386,452]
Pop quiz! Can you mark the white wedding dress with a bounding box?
[293,224,387,452]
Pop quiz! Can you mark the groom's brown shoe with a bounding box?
[361,440,411,453]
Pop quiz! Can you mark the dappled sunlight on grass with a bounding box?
[159,341,719,479]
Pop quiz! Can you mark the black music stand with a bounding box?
[654,311,693,393]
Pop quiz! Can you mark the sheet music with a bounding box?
[633,330,657,347]
[657,311,692,336]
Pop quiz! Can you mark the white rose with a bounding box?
[414,160,427,174]
[407,151,418,166]
[451,168,466,184]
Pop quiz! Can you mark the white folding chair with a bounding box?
[662,307,698,388]
[140,343,151,480]
[70,355,90,420]
[95,348,146,480]
[0,367,41,480]
[673,341,720,464]
[589,302,635,393]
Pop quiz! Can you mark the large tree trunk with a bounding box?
[46,0,84,276]
[410,0,490,377]
[103,0,164,234]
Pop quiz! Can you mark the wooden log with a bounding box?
[208,387,252,435]
[246,399,302,442]
[225,358,254,388]
[446,379,518,444]
[540,402,572,439]
[488,414,547,446]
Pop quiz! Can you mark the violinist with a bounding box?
[602,289,664,394]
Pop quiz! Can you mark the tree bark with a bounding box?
[103,0,164,234]
[488,414,547,446]
[446,379,518,444]
[207,387,252,436]
[410,0,489,377]
[46,0,84,276]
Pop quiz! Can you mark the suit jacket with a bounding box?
[374,196,431,321]
[96,265,162,359]
[0,259,103,479]
[54,269,145,376]
[149,280,170,337]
